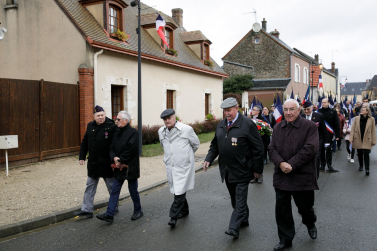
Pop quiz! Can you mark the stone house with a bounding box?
[361,76,377,101]
[222,18,311,111]
[0,0,227,140]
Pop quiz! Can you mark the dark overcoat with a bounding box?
[205,112,264,183]
[318,107,340,141]
[300,112,329,148]
[268,115,319,191]
[79,117,117,178]
[109,123,140,180]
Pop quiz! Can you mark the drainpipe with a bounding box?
[93,49,103,105]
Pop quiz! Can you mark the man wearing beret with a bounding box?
[158,109,200,227]
[74,105,117,218]
[203,98,264,238]
[301,101,329,179]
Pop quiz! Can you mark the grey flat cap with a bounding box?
[220,98,238,109]
[160,109,175,119]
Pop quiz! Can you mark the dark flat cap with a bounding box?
[220,98,238,109]
[93,105,104,113]
[302,100,313,108]
[160,109,175,119]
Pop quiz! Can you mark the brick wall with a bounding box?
[78,66,94,141]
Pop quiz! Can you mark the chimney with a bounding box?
[271,29,280,39]
[172,8,183,27]
[314,54,319,63]
[331,62,335,73]
[262,18,267,30]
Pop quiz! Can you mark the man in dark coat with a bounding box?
[96,110,143,223]
[203,98,264,239]
[301,101,329,179]
[74,105,117,218]
[318,98,340,172]
[268,99,319,251]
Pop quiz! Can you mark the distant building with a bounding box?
[362,76,377,101]
[340,81,367,103]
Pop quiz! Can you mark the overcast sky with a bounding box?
[142,0,377,83]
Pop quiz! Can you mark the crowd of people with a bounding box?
[72,95,376,251]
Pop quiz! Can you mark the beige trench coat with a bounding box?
[350,116,376,150]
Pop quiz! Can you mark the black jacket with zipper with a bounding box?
[109,123,140,180]
[79,117,116,178]
[205,112,264,183]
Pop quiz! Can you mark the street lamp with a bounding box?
[131,0,142,156]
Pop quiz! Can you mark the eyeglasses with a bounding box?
[283,108,297,113]
[252,109,259,111]
[116,118,122,121]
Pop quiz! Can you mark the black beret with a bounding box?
[160,109,175,119]
[302,101,313,108]
[93,105,104,113]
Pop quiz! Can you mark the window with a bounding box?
[255,38,260,44]
[295,64,300,83]
[205,94,210,116]
[167,90,174,109]
[111,86,124,118]
[203,44,209,60]
[303,67,308,84]
[164,27,174,50]
[109,6,119,34]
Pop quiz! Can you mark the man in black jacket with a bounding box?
[96,110,143,223]
[318,98,340,172]
[74,106,117,219]
[203,98,264,238]
[302,101,329,178]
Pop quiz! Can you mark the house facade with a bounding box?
[340,82,366,103]
[362,76,377,101]
[0,0,227,140]
[221,19,310,111]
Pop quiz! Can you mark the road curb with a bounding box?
[0,159,218,239]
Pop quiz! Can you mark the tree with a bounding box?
[223,74,253,94]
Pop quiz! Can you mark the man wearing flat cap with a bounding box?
[301,101,329,179]
[158,109,200,228]
[203,98,264,238]
[74,105,117,218]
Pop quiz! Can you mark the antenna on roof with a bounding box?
[244,8,257,23]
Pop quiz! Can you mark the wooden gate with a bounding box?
[0,79,80,166]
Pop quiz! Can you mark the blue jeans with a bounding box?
[106,178,141,217]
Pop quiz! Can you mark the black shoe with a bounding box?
[366,170,370,176]
[319,167,325,171]
[358,167,363,171]
[168,218,177,227]
[274,243,292,250]
[131,211,144,221]
[178,212,189,219]
[73,210,93,218]
[96,213,113,223]
[308,226,317,239]
[115,209,119,215]
[240,221,249,228]
[225,228,239,238]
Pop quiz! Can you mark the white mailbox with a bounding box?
[0,135,18,149]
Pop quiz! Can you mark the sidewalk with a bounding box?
[0,141,214,237]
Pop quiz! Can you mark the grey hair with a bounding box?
[283,99,299,109]
[254,105,262,111]
[118,110,131,122]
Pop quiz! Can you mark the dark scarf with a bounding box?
[360,115,368,141]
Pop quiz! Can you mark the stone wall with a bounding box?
[223,31,290,79]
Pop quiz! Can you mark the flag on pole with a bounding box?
[302,85,310,105]
[156,14,170,48]
[273,94,284,123]
[329,95,334,108]
[318,75,324,96]
[317,94,323,109]
[273,94,277,106]
[334,96,337,105]
[249,96,257,115]
[290,90,294,99]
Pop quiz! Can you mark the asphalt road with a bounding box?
[1,141,377,251]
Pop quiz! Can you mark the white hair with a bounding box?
[118,110,131,122]
[283,99,299,109]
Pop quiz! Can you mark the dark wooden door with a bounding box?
[167,90,173,109]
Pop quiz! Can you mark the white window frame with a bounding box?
[303,67,308,84]
[295,63,300,83]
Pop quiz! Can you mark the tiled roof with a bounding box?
[340,82,366,95]
[294,48,317,64]
[180,31,211,44]
[365,75,377,90]
[248,78,291,90]
[55,0,226,76]
[140,12,177,28]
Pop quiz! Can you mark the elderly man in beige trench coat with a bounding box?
[158,109,200,228]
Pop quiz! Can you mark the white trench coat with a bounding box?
[158,122,200,195]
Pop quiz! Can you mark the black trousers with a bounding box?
[320,145,332,168]
[357,149,371,170]
[169,193,189,219]
[275,188,316,245]
[346,140,355,158]
[225,176,249,231]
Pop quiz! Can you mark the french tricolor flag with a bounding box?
[302,85,310,105]
[318,75,324,96]
[324,121,334,134]
[273,94,283,123]
[156,14,170,48]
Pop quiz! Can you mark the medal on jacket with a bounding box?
[231,137,237,146]
[105,132,108,139]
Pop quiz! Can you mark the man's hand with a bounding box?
[254,173,262,179]
[336,138,339,141]
[279,162,292,174]
[79,160,85,165]
[203,161,210,172]
[114,157,120,167]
